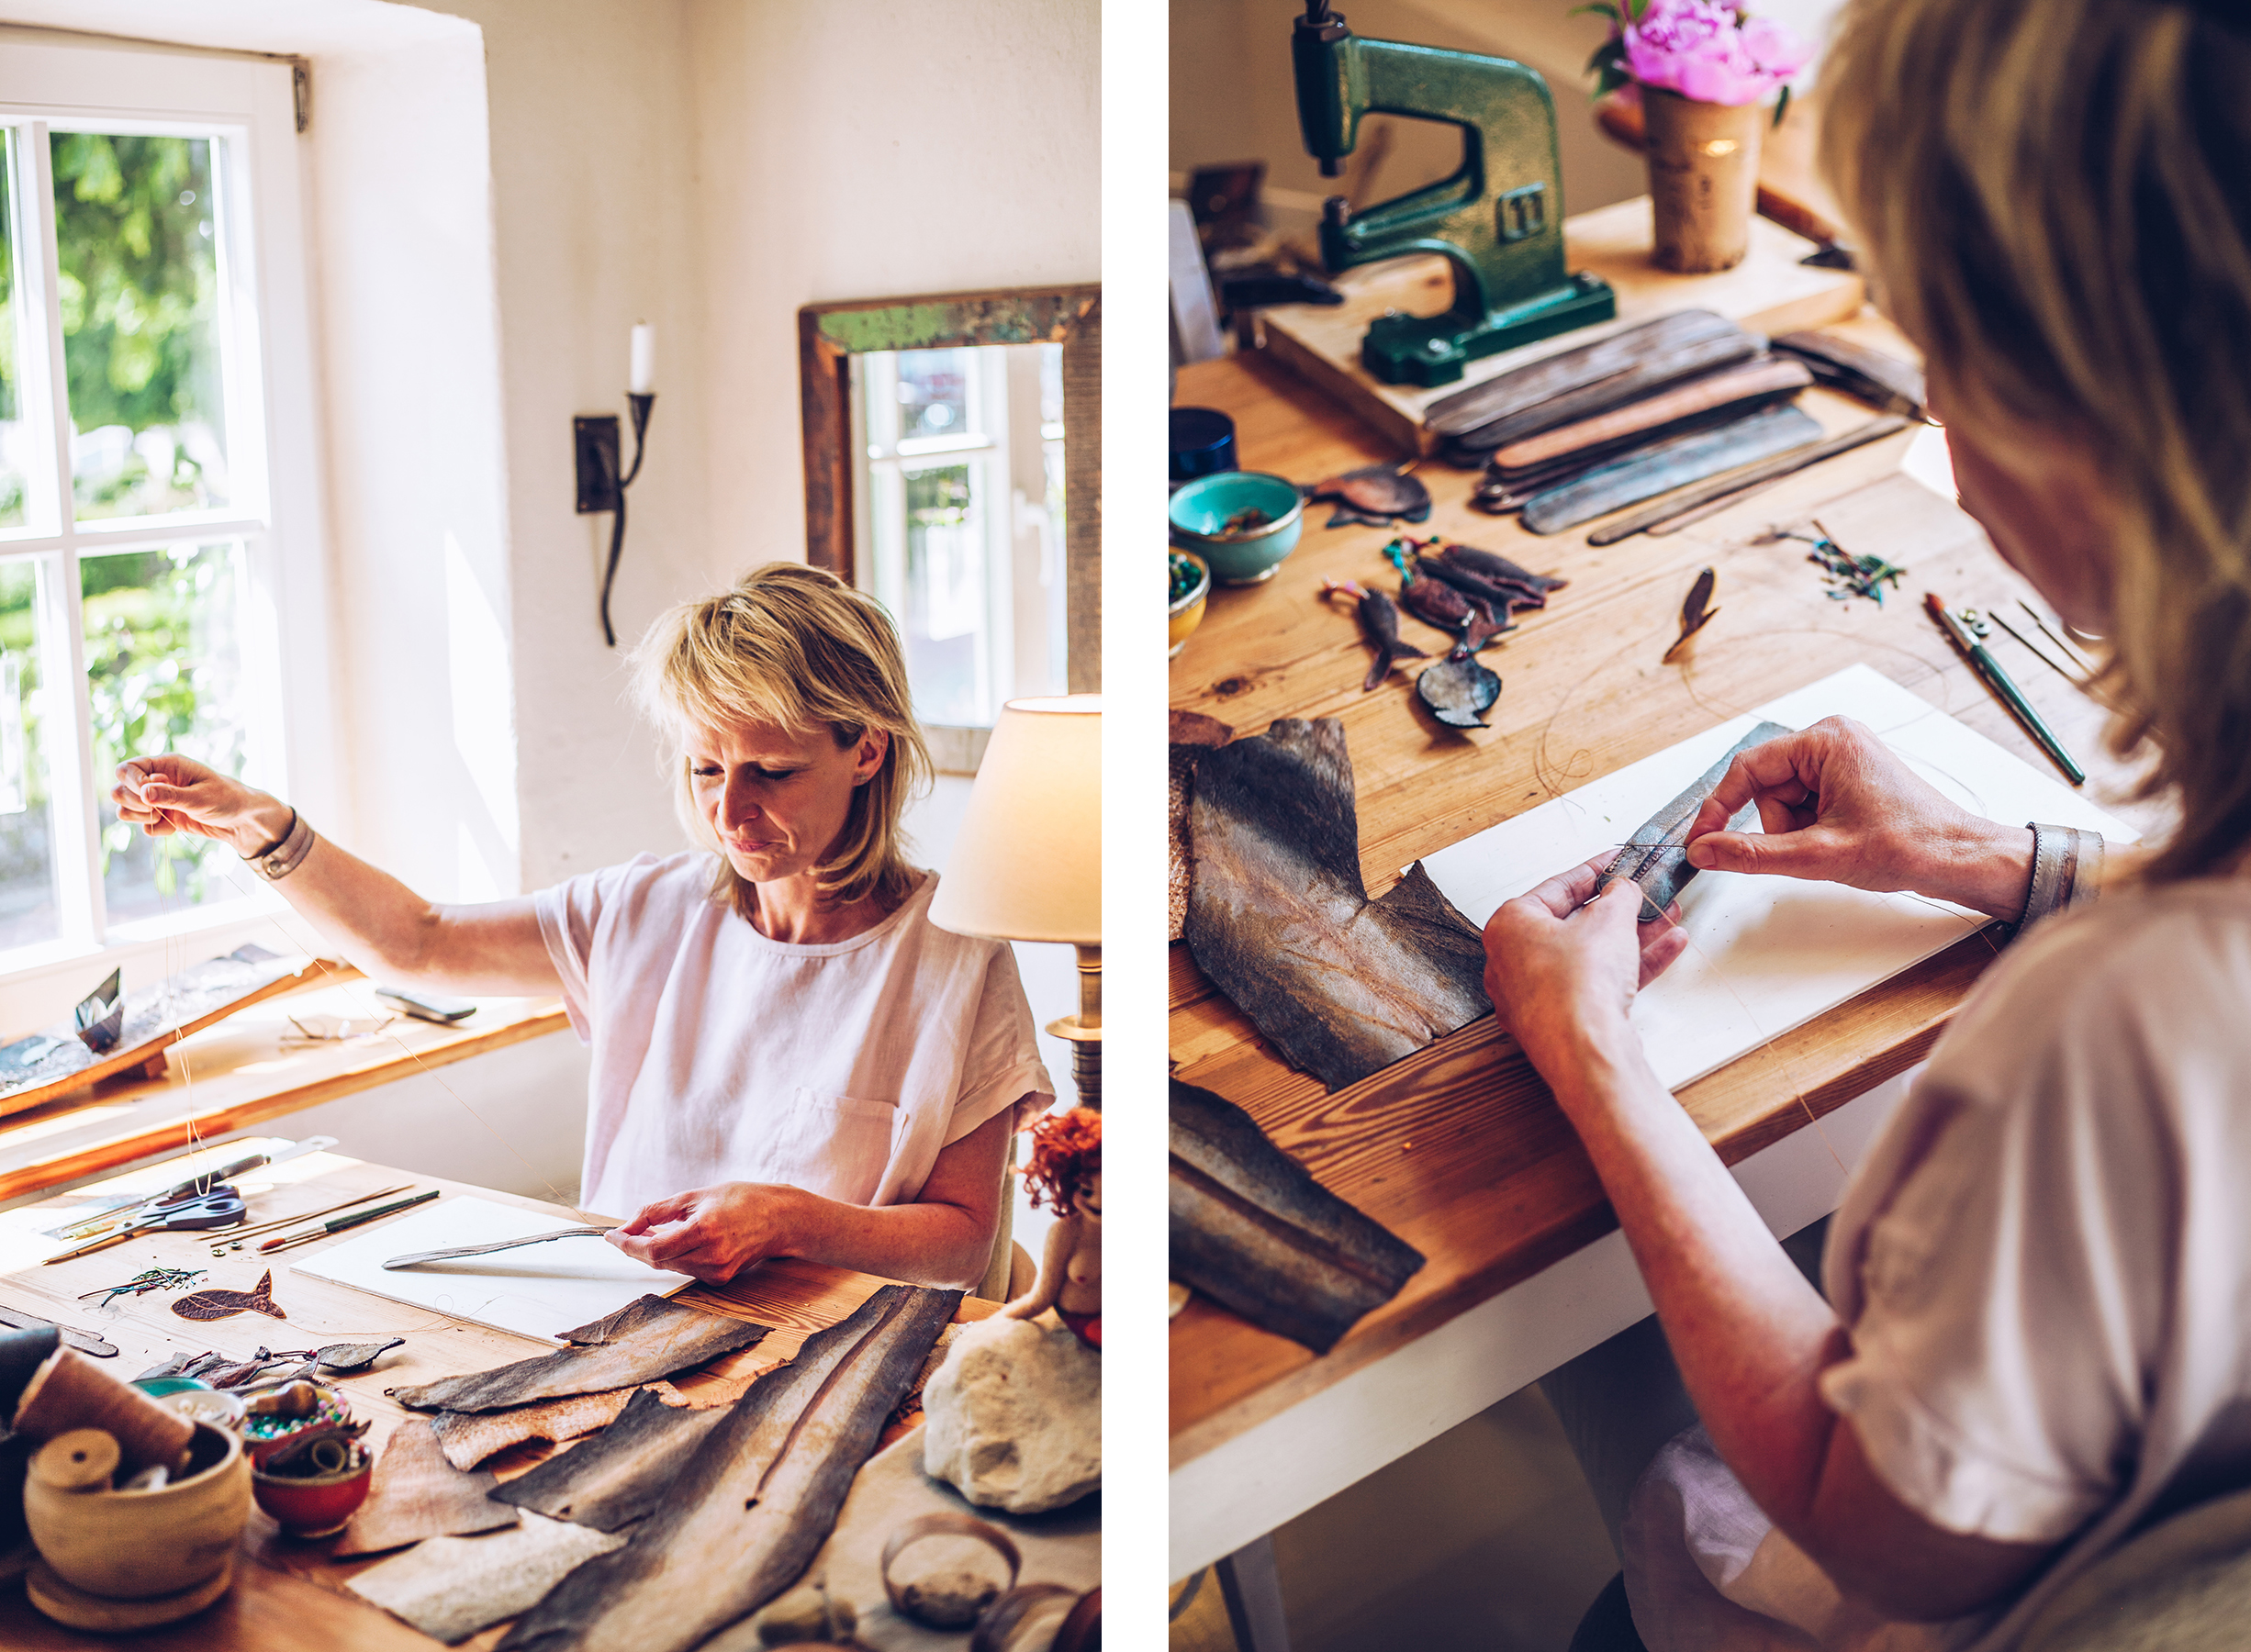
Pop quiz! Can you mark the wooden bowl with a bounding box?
[252,1442,372,1537]
[24,1421,248,1603]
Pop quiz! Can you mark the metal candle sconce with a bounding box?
[574,323,657,647]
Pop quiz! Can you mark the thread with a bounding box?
[14,1348,193,1475]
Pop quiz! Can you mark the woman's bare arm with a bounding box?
[117,755,560,997]
[606,1107,1016,1290]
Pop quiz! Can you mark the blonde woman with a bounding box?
[114,564,1052,1291]
[1482,1,2251,1646]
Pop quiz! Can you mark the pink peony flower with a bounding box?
[1620,0,1808,106]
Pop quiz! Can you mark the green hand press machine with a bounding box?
[1291,0,1615,386]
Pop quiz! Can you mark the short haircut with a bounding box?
[631,562,933,912]
[1823,0,2251,880]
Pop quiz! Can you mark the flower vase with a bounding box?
[1642,88,1763,273]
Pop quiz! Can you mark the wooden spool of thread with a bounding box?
[29,1430,119,1493]
[14,1350,192,1477]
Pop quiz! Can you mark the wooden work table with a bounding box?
[0,1145,1001,1648]
[1167,317,2168,1576]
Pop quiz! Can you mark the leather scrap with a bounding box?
[347,1511,627,1645]
[386,1294,768,1413]
[1183,718,1490,1090]
[1170,1078,1425,1353]
[487,1384,733,1531]
[497,1285,961,1652]
[1596,721,1791,919]
[429,1380,690,1472]
[334,1416,520,1557]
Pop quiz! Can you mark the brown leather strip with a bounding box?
[1489,358,1812,471]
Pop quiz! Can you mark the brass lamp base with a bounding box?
[1044,944,1102,1110]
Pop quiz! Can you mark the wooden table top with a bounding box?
[1167,325,2170,1468]
[0,1147,994,1648]
[0,965,569,1209]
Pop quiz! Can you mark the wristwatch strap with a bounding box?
[243,809,316,880]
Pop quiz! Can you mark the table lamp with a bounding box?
[928,696,1103,1109]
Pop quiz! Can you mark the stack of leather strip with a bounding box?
[1430,310,1823,534]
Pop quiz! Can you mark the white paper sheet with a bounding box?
[1420,664,2133,1092]
[288,1194,693,1344]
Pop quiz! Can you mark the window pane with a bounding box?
[896,349,973,444]
[85,540,247,921]
[0,131,31,531]
[901,461,989,726]
[0,560,62,952]
[51,132,230,522]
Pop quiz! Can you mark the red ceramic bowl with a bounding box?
[251,1446,371,1538]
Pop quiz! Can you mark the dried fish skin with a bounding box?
[487,1385,727,1528]
[1597,721,1791,920]
[1432,542,1569,595]
[317,1336,406,1375]
[388,1295,768,1413]
[173,1267,286,1322]
[1183,719,1491,1090]
[1305,463,1432,527]
[498,1284,961,1652]
[348,1512,628,1645]
[1170,1079,1425,1352]
[335,1416,520,1557]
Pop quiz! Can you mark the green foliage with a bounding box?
[905,464,972,528]
[84,544,243,903]
[50,132,224,516]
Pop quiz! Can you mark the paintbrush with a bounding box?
[258,1188,441,1254]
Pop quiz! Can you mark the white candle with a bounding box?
[629,323,656,395]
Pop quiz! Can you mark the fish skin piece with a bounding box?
[1432,541,1569,594]
[497,1284,961,1652]
[1596,721,1792,921]
[430,1381,689,1473]
[348,1511,628,1645]
[388,1295,768,1413]
[1182,719,1491,1091]
[487,1384,729,1528]
[317,1336,406,1375]
[334,1416,520,1557]
[1350,588,1428,692]
[1416,655,1502,729]
[1416,555,1550,614]
[1170,1078,1425,1353]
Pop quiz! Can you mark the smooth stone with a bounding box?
[921,1317,1099,1514]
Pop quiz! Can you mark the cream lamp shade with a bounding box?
[927,695,1102,944]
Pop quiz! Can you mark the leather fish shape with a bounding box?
[172,1268,286,1322]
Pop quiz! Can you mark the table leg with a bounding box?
[1215,1533,1293,1652]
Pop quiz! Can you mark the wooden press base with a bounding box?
[1259,195,1865,456]
[26,1557,233,1631]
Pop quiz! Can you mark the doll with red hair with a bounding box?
[1000,1107,1101,1348]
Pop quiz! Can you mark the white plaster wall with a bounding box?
[0,0,1098,1199]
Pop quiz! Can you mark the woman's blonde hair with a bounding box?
[1822,0,2251,881]
[631,562,933,914]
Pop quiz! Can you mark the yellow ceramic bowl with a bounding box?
[1169,550,1211,658]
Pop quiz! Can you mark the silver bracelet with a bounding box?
[242,809,316,881]
[2016,821,2102,936]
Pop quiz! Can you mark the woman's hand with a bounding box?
[1483,854,1688,1075]
[605,1182,805,1283]
[1681,717,2034,921]
[112,754,293,858]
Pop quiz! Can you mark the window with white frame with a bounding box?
[852,343,1068,732]
[0,38,311,966]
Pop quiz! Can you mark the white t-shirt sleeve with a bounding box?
[943,946,1058,1144]
[531,853,667,1044]
[1817,916,2180,1546]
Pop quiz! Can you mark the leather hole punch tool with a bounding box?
[1291,0,1616,385]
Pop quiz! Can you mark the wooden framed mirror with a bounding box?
[799,285,1100,769]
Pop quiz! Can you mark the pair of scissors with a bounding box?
[43,1187,249,1264]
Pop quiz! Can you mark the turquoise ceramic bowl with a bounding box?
[1168,471,1305,585]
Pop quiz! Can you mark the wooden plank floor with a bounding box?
[1169,328,2169,1467]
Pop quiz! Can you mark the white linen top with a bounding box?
[1624,880,2251,1652]
[533,852,1054,1220]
